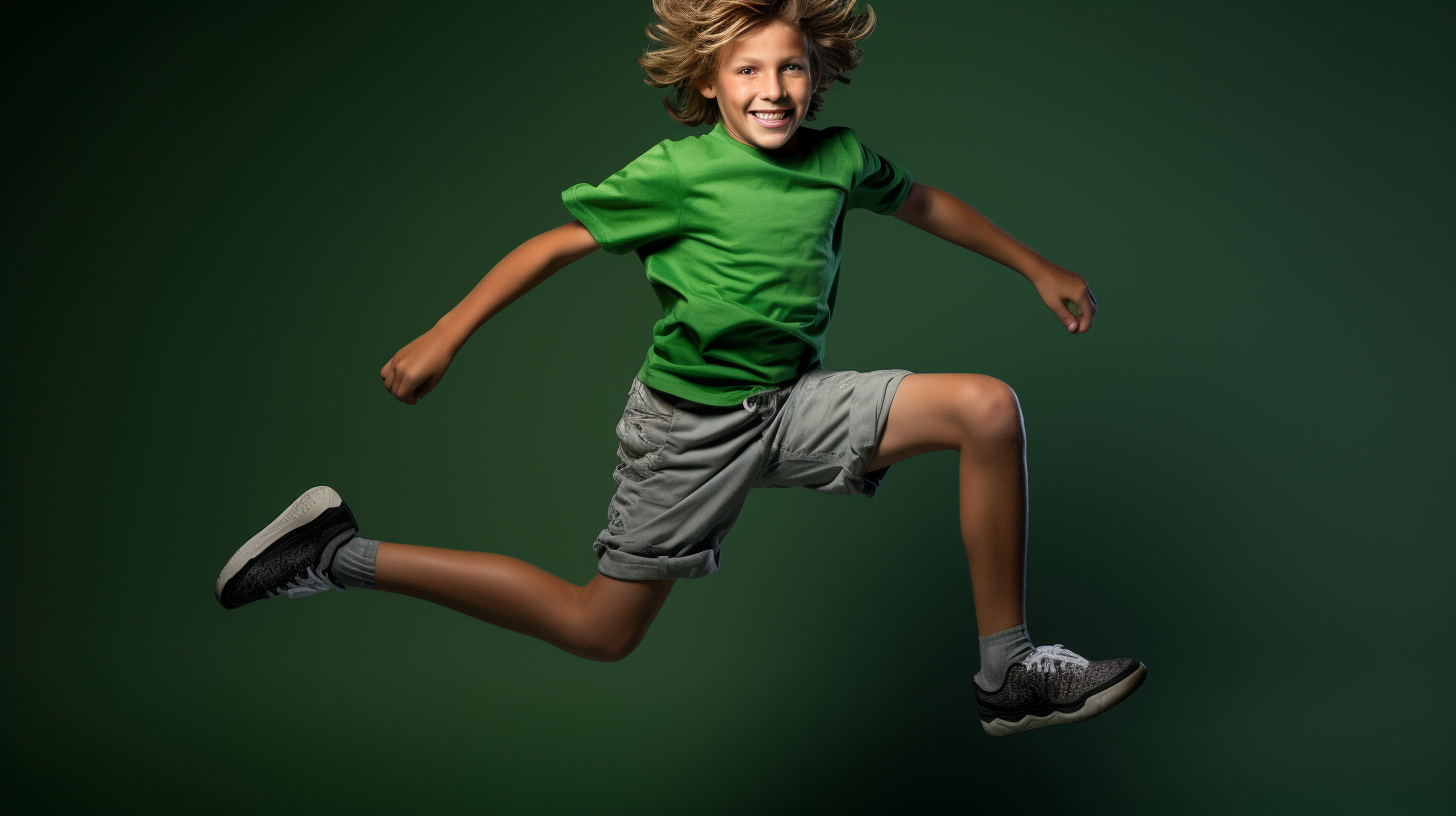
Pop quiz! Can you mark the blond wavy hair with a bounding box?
[638,0,878,127]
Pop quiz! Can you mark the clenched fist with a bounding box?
[380,326,461,405]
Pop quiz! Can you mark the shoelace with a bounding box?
[266,565,346,599]
[1021,644,1090,673]
[742,388,787,417]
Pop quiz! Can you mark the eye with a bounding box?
[785,64,803,71]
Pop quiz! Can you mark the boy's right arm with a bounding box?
[380,220,600,404]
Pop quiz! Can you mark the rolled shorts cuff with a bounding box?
[593,542,720,580]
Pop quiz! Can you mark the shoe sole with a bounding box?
[214,486,344,605]
[981,662,1147,737]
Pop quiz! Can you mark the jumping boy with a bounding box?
[214,0,1146,737]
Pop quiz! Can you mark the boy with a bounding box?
[214,0,1145,737]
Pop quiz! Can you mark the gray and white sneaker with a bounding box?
[214,486,358,610]
[975,645,1146,737]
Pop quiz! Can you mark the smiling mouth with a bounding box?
[750,110,792,126]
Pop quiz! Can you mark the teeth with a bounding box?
[753,111,788,120]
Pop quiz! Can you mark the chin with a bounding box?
[751,125,798,149]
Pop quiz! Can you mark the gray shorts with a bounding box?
[593,366,914,580]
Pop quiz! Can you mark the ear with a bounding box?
[696,79,717,100]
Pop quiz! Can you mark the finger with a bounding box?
[380,360,392,380]
[390,373,415,402]
[1049,299,1078,332]
[1075,294,1096,333]
[1065,300,1087,333]
[400,373,422,404]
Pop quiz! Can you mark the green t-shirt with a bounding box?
[561,120,914,406]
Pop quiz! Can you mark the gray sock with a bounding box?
[327,537,381,590]
[974,623,1034,691]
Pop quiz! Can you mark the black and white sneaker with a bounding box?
[975,645,1147,737]
[214,486,359,610]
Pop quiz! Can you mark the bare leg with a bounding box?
[374,543,676,662]
[866,373,1028,635]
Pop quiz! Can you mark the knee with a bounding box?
[583,635,642,663]
[954,376,1023,448]
[571,624,646,663]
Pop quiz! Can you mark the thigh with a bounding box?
[865,372,1017,471]
[753,367,912,498]
[595,377,765,581]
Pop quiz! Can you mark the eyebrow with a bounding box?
[730,56,807,66]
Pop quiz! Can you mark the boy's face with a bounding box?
[697,19,813,155]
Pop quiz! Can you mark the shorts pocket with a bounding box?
[616,407,673,473]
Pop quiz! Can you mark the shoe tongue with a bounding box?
[1025,646,1079,671]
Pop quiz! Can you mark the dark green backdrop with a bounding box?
[7,1,1452,814]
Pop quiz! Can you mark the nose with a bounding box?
[760,72,785,102]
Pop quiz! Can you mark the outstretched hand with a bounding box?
[380,327,459,405]
[1030,264,1099,334]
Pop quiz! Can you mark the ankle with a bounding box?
[329,537,381,589]
[974,622,1034,691]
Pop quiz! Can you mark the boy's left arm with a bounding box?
[892,182,1097,334]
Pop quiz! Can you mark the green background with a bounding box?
[8,1,1452,813]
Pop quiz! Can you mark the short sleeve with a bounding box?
[561,141,680,255]
[846,130,915,215]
